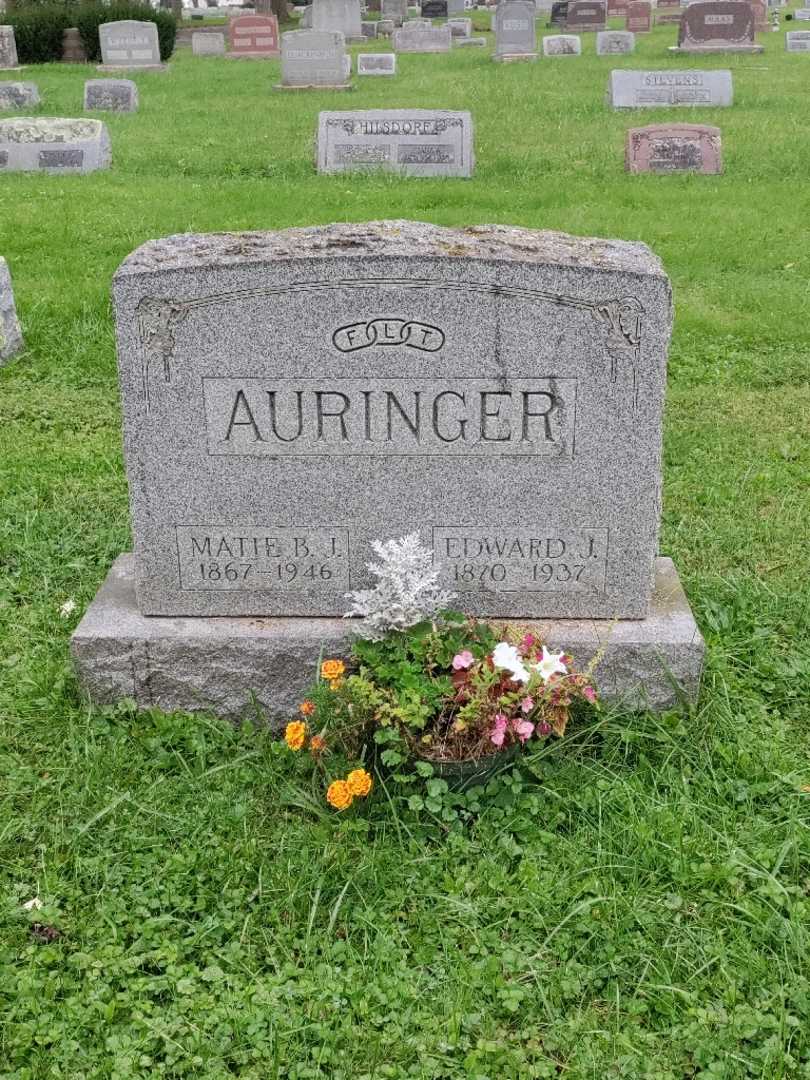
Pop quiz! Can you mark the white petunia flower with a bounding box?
[22,897,43,911]
[59,600,77,618]
[491,642,530,684]
[534,646,568,683]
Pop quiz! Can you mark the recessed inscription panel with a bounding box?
[433,527,608,593]
[176,526,350,590]
[203,377,577,457]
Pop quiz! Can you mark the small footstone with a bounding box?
[84,79,138,113]
[0,82,40,110]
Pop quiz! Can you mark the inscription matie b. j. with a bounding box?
[202,377,576,457]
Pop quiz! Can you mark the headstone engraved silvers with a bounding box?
[0,255,23,365]
[392,24,453,49]
[357,51,397,73]
[228,15,280,57]
[494,0,538,60]
[84,79,139,113]
[279,30,350,87]
[99,21,165,70]
[71,221,704,718]
[192,31,226,55]
[625,123,722,173]
[672,0,763,52]
[543,32,582,51]
[0,118,111,173]
[0,25,19,69]
[318,110,473,174]
[0,82,39,110]
[607,69,733,107]
[596,29,635,53]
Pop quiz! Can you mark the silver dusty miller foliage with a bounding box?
[344,533,456,639]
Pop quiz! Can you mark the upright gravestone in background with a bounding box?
[228,15,281,57]
[606,0,628,15]
[420,0,449,14]
[278,29,350,87]
[0,117,112,173]
[84,79,139,112]
[61,27,88,63]
[625,0,651,30]
[626,123,722,173]
[596,29,635,52]
[98,21,165,71]
[393,24,452,49]
[608,68,733,106]
[312,0,364,41]
[71,221,704,718]
[317,110,473,174]
[381,0,408,24]
[0,83,40,110]
[565,0,606,29]
[672,0,762,52]
[494,0,538,60]
[0,256,23,365]
[0,25,20,69]
[192,31,227,55]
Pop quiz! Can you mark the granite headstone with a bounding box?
[312,0,364,41]
[0,255,23,365]
[543,32,582,50]
[625,0,651,30]
[625,122,722,173]
[392,24,452,47]
[98,20,165,70]
[279,29,349,86]
[0,25,19,69]
[381,0,408,23]
[192,30,227,55]
[596,28,635,51]
[0,117,111,172]
[786,28,810,47]
[357,50,397,71]
[0,82,39,110]
[84,79,139,112]
[565,0,606,28]
[494,0,538,58]
[608,68,733,106]
[672,0,762,52]
[228,15,281,57]
[317,109,473,173]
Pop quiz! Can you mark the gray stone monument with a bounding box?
[0,25,19,69]
[447,16,473,34]
[98,20,166,71]
[0,117,111,173]
[494,0,538,59]
[361,19,379,35]
[0,255,23,365]
[596,29,635,53]
[0,82,39,110]
[312,0,364,40]
[357,51,397,72]
[278,29,350,87]
[543,33,582,52]
[317,110,473,173]
[786,29,810,48]
[607,69,733,107]
[72,221,704,719]
[392,24,452,48]
[192,31,227,55]
[84,79,139,113]
[381,0,408,24]
[670,0,763,53]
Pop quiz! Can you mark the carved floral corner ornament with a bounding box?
[136,297,189,410]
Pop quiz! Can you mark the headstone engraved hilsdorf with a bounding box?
[671,0,763,52]
[494,0,538,59]
[0,255,23,365]
[317,110,472,174]
[625,123,722,173]
[98,20,166,70]
[608,68,733,106]
[278,29,350,87]
[84,79,139,112]
[71,221,704,718]
[0,83,40,110]
[0,117,112,173]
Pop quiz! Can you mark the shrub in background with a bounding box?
[3,4,72,64]
[74,1,177,62]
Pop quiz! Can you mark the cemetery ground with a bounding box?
[1,17,810,1077]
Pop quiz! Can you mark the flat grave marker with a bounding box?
[0,117,111,172]
[608,68,733,106]
[317,109,473,174]
[0,83,39,110]
[625,122,722,173]
[543,32,582,51]
[84,79,139,112]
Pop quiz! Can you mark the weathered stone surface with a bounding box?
[361,19,379,35]
[0,117,111,173]
[625,0,651,31]
[786,28,810,48]
[543,32,582,51]
[420,0,449,13]
[192,30,226,55]
[596,28,635,52]
[378,18,397,33]
[279,29,349,86]
[565,0,606,29]
[625,123,722,173]
[317,110,472,173]
[494,0,538,58]
[0,25,19,69]
[402,16,432,26]
[84,79,138,112]
[796,8,810,19]
[393,24,452,48]
[447,15,473,33]
[671,0,763,52]
[457,34,488,44]
[61,27,87,63]
[607,0,628,14]
[227,14,280,57]
[98,20,165,70]
[381,0,407,23]
[312,0,364,40]
[549,1,569,25]
[111,220,671,620]
[608,68,733,106]
[0,82,39,110]
[357,51,397,72]
[447,0,466,12]
[0,255,23,364]
[71,555,704,721]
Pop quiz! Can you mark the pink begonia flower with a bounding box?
[514,718,535,743]
[520,696,534,714]
[452,650,475,671]
[521,633,536,652]
[537,721,552,736]
[583,686,597,703]
[490,712,509,747]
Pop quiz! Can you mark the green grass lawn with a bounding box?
[1,17,810,1078]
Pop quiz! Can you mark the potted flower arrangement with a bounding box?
[283,535,598,810]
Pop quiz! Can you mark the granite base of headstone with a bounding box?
[0,255,23,365]
[625,122,722,173]
[0,117,111,172]
[84,79,139,112]
[71,221,704,720]
[0,82,40,110]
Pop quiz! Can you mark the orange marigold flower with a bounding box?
[321,659,346,682]
[310,735,326,754]
[326,780,353,811]
[346,768,373,798]
[299,700,316,716]
[284,720,307,751]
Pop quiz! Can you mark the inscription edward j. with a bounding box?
[333,318,444,352]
